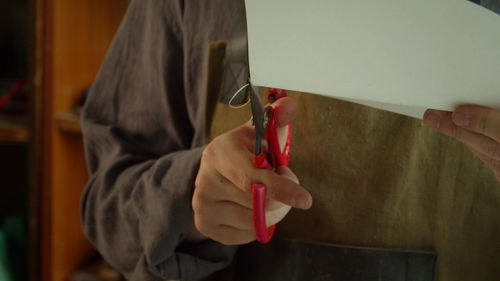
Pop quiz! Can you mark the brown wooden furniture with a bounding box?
[36,1,127,280]
[0,116,29,143]
[56,111,81,134]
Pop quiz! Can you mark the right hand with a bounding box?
[192,97,312,245]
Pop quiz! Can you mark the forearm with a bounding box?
[81,145,237,280]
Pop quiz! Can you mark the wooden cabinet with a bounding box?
[1,1,34,281]
[36,1,127,280]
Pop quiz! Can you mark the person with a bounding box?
[80,1,500,280]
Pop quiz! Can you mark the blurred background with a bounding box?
[0,0,128,280]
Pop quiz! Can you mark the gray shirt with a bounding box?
[81,1,246,280]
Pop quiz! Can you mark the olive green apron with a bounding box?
[204,42,500,281]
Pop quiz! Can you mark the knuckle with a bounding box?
[282,167,300,184]
[492,160,500,176]
[493,144,500,160]
[194,174,204,189]
[484,140,500,159]
[478,110,490,135]
[219,175,231,185]
[191,197,203,215]
[194,175,209,195]
[193,216,210,236]
[263,172,289,201]
[450,125,462,140]
[202,144,215,161]
[238,172,252,191]
[233,124,252,136]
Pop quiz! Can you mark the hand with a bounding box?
[191,97,312,245]
[423,106,500,181]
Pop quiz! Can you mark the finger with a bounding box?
[263,165,298,211]
[217,153,311,210]
[276,165,299,184]
[208,128,266,195]
[258,166,312,210]
[452,106,500,143]
[210,175,292,228]
[423,109,500,161]
[216,176,253,208]
[466,145,500,181]
[196,159,252,208]
[193,196,254,234]
[214,225,255,245]
[202,172,253,209]
[211,201,254,231]
[212,148,255,193]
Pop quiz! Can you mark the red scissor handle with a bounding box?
[252,89,290,244]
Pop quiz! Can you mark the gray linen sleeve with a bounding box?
[80,1,237,280]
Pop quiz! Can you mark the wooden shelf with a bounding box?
[56,111,81,134]
[0,115,29,143]
[40,1,128,280]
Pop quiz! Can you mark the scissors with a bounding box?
[249,86,291,244]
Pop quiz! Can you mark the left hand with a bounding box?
[423,106,500,181]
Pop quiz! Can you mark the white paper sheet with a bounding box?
[245,0,500,119]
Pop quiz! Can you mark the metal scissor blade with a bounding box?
[250,85,267,138]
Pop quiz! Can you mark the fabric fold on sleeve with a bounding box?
[81,135,236,280]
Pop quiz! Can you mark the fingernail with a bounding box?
[452,112,469,127]
[424,112,440,129]
[295,195,311,209]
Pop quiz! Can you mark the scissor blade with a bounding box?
[250,85,266,138]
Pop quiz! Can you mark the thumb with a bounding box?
[276,165,299,184]
[259,166,312,210]
[270,97,296,128]
[265,165,301,211]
